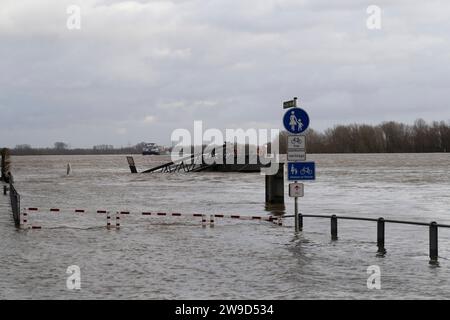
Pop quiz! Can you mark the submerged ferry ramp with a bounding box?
[127,144,267,174]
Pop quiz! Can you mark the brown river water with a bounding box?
[1,153,450,299]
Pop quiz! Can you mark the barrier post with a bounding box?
[22,211,28,229]
[298,213,303,231]
[377,218,386,255]
[202,214,207,228]
[331,215,338,240]
[115,212,121,229]
[210,214,215,228]
[429,222,438,264]
[107,212,111,229]
[126,156,138,173]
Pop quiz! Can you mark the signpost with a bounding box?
[282,97,315,233]
[289,182,304,233]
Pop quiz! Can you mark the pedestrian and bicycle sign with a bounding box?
[287,162,315,181]
[283,108,310,134]
[287,134,306,162]
[288,135,305,149]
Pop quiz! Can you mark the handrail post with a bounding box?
[377,218,386,255]
[298,213,303,231]
[429,222,438,264]
[331,215,338,240]
[106,212,111,229]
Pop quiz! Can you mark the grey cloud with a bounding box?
[1,0,450,147]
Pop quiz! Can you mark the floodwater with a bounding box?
[1,153,450,299]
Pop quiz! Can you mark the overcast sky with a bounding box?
[1,0,449,148]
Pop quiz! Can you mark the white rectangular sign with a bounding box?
[288,135,306,149]
[287,135,306,162]
[289,183,304,197]
[287,151,306,161]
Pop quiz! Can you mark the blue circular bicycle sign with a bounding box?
[283,108,310,134]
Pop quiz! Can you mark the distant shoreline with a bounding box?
[8,150,142,156]
[8,151,449,156]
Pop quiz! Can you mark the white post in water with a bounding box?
[106,212,111,229]
[289,182,304,233]
[22,211,28,229]
[115,212,121,229]
[202,214,207,228]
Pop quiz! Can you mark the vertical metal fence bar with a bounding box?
[331,215,338,240]
[429,222,438,264]
[377,218,386,255]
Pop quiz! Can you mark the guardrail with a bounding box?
[284,213,448,265]
[9,177,21,227]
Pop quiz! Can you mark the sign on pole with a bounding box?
[283,108,310,134]
[289,183,304,197]
[283,98,297,109]
[287,162,315,181]
[287,134,306,162]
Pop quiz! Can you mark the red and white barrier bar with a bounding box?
[27,207,109,214]
[21,207,283,229]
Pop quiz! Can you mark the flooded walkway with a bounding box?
[2,154,450,299]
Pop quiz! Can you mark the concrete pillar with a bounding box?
[265,163,284,204]
[1,148,11,182]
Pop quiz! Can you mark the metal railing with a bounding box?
[284,213,449,264]
[8,176,21,227]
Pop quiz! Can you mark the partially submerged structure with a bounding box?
[126,144,285,205]
[127,143,268,173]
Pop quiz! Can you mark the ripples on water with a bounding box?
[1,154,450,299]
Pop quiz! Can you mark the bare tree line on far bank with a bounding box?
[5,119,450,156]
[9,142,151,156]
[273,119,450,154]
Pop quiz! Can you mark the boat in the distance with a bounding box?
[142,143,161,155]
